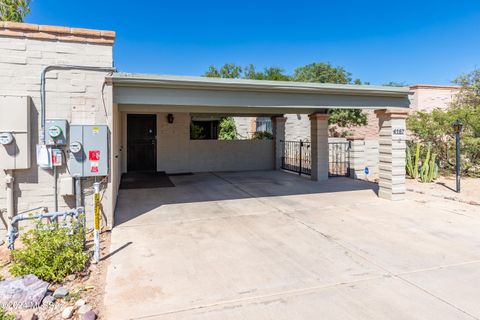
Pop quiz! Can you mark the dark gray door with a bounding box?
[127,114,157,171]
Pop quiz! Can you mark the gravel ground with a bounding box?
[0,230,111,319]
[406,176,480,205]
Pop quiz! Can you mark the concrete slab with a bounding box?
[105,171,480,319]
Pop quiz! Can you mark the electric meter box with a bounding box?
[0,96,31,170]
[45,119,68,145]
[68,125,108,177]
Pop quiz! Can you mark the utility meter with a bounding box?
[69,141,82,153]
[0,132,14,145]
[48,125,62,138]
[45,119,68,145]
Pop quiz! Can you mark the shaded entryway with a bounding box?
[105,170,480,319]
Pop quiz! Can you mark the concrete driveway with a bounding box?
[105,171,480,319]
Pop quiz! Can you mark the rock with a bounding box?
[42,294,55,305]
[53,287,69,299]
[78,304,92,315]
[81,310,97,320]
[61,306,74,319]
[0,274,49,309]
[15,310,38,320]
[65,274,76,281]
[75,299,86,307]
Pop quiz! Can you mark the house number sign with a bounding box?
[393,128,405,135]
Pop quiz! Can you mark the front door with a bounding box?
[127,114,157,171]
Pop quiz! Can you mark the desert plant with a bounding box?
[406,142,421,179]
[418,144,439,183]
[10,220,89,283]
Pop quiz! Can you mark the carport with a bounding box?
[104,73,410,224]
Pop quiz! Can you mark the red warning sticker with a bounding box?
[89,150,100,161]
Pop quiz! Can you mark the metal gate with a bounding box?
[280,140,350,177]
[328,141,350,177]
[281,140,311,175]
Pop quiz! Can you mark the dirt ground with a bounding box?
[406,176,480,205]
[0,229,111,320]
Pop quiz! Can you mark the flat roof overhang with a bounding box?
[109,73,411,114]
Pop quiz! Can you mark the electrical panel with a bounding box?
[68,125,108,177]
[45,119,68,145]
[0,96,31,170]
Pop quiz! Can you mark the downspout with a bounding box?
[40,65,116,144]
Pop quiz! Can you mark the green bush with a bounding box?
[10,220,89,283]
[407,68,480,177]
[0,307,15,320]
[218,117,237,140]
[252,131,273,140]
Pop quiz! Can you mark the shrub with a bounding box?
[0,307,15,320]
[252,131,273,140]
[407,68,480,177]
[218,117,237,140]
[10,220,89,283]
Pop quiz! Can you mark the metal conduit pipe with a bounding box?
[40,65,116,144]
[4,170,14,220]
[7,207,85,249]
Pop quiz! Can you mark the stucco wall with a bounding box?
[0,28,114,234]
[189,140,274,172]
[122,112,274,174]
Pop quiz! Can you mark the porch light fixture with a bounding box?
[452,119,463,193]
[167,113,174,124]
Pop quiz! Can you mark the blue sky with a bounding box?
[26,0,480,85]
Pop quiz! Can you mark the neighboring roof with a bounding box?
[409,84,461,90]
[0,21,115,44]
[110,72,411,98]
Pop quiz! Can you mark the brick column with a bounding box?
[272,116,286,170]
[310,113,330,181]
[346,136,366,179]
[375,109,409,200]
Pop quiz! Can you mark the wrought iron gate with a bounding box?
[281,140,311,175]
[280,140,350,177]
[328,141,350,177]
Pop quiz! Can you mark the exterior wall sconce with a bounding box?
[167,113,174,124]
[452,119,463,193]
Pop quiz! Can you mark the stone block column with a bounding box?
[272,116,287,170]
[375,109,409,200]
[309,113,330,181]
[347,136,366,179]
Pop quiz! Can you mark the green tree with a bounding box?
[244,64,290,81]
[293,62,352,84]
[203,62,368,128]
[407,68,480,176]
[292,62,368,128]
[203,63,242,79]
[0,0,30,22]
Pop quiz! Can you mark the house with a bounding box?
[0,22,410,235]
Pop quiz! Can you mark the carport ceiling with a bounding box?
[109,73,411,114]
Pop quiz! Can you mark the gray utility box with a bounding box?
[68,125,109,177]
[0,96,31,170]
[45,119,68,145]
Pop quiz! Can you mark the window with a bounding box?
[255,117,272,133]
[190,120,219,140]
